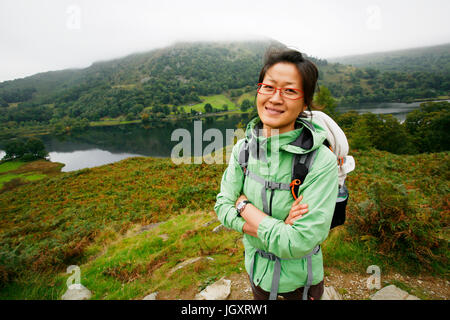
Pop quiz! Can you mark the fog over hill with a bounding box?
[0,39,448,137]
[328,42,450,73]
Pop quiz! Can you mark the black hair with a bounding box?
[257,47,320,117]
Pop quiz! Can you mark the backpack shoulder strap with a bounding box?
[289,119,319,199]
[290,150,317,199]
[238,139,249,173]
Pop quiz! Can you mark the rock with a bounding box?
[405,294,421,300]
[139,222,164,233]
[212,224,225,233]
[202,218,219,227]
[195,277,231,300]
[321,286,342,300]
[158,234,169,241]
[61,284,92,300]
[169,257,203,275]
[142,292,158,300]
[370,285,420,300]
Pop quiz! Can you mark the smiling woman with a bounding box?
[215,47,338,301]
[256,63,305,135]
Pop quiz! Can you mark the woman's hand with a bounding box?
[284,195,309,225]
[235,194,248,207]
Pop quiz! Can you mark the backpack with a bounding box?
[238,112,354,229]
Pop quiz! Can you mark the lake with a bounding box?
[2,100,447,171]
[336,100,450,122]
[41,114,245,172]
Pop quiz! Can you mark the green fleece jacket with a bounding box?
[214,117,338,293]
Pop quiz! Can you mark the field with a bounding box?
[90,119,141,127]
[0,149,448,299]
[0,160,64,190]
[178,94,237,113]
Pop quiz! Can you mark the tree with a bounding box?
[314,86,337,117]
[365,68,380,79]
[336,111,360,131]
[404,101,450,152]
[23,138,49,160]
[240,99,252,112]
[2,137,48,161]
[204,103,213,113]
[0,97,8,108]
[162,106,170,115]
[141,113,150,125]
[357,113,415,154]
[348,118,373,151]
[3,140,26,160]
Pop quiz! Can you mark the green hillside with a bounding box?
[324,43,450,105]
[0,147,448,299]
[0,40,286,121]
[328,43,450,73]
[0,40,448,141]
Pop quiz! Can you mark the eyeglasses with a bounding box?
[257,83,304,100]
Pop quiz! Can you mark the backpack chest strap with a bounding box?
[244,169,290,215]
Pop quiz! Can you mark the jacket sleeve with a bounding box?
[214,141,246,233]
[256,147,338,259]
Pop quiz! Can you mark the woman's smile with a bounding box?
[264,105,285,115]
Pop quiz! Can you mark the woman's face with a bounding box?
[257,62,306,135]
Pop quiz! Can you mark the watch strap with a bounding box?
[236,200,250,216]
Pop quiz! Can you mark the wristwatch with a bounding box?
[236,200,250,216]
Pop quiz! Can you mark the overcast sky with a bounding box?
[1,0,449,82]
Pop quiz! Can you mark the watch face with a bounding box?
[237,201,247,213]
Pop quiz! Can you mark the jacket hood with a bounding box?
[244,116,328,155]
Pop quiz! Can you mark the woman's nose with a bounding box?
[269,89,283,103]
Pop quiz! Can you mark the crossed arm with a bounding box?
[236,194,309,238]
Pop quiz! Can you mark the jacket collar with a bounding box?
[244,116,327,155]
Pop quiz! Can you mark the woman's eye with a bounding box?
[285,89,296,94]
[263,85,274,89]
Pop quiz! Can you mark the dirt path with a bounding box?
[226,268,449,300]
[153,267,449,300]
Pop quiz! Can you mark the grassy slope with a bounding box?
[237,92,256,105]
[0,149,448,299]
[178,94,237,113]
[89,93,243,128]
[0,160,64,189]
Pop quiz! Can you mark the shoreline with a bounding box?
[0,97,447,140]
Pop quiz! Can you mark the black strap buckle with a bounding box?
[265,181,281,190]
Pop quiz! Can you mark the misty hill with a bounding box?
[328,42,450,73]
[318,43,450,105]
[0,39,325,123]
[0,40,289,108]
[0,40,448,132]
